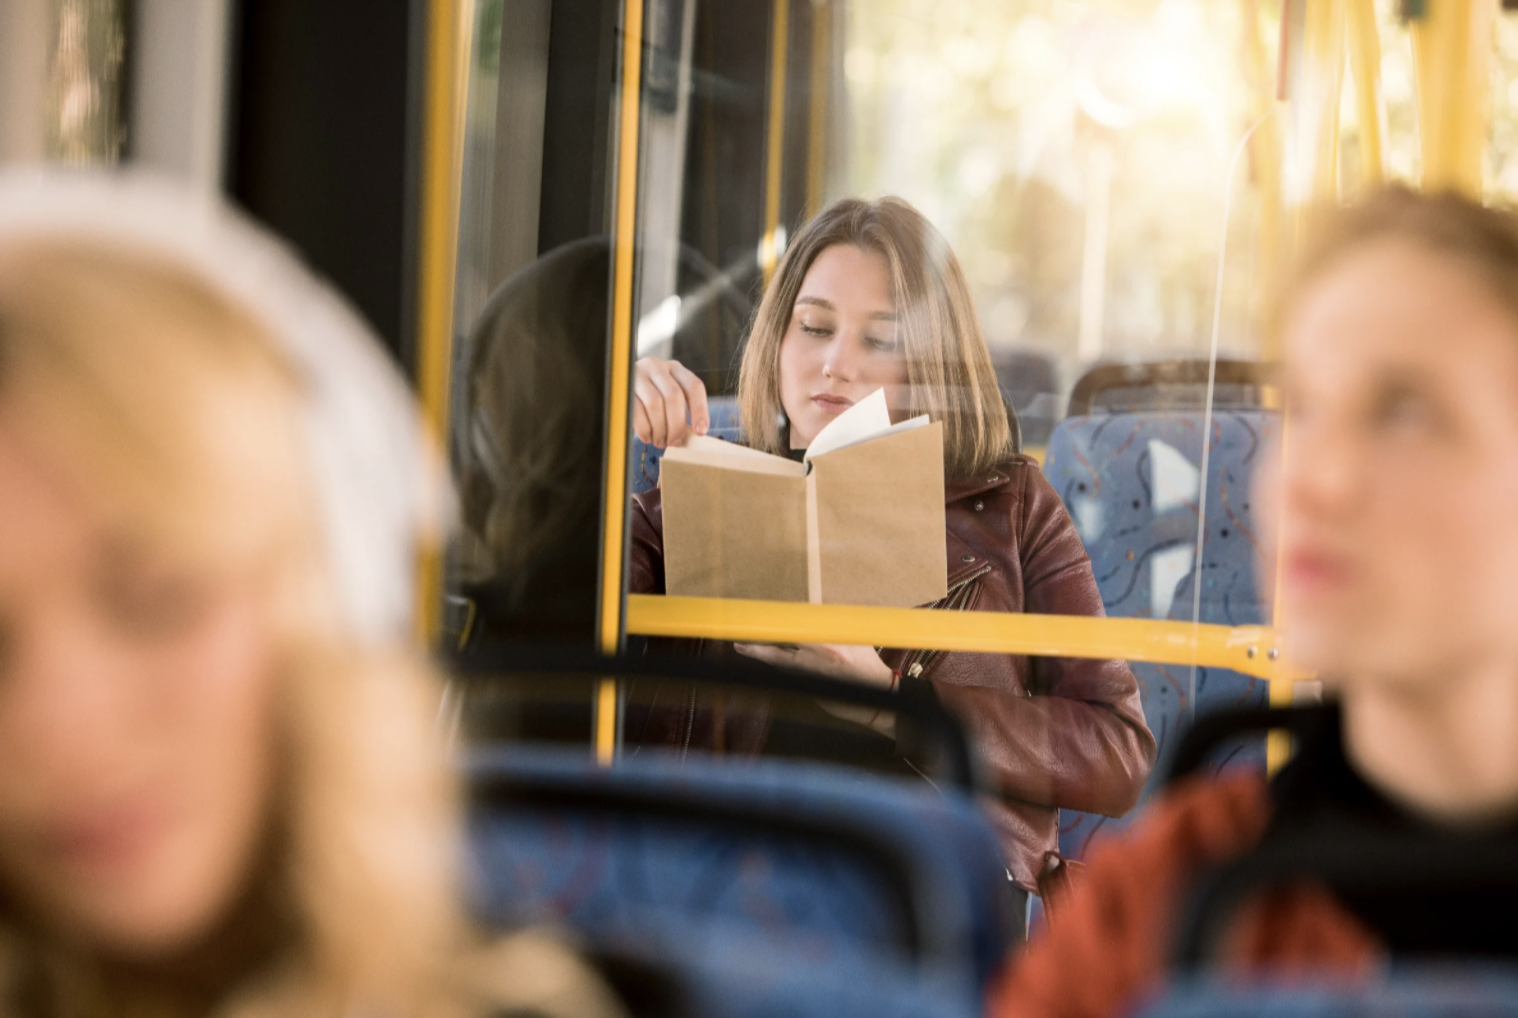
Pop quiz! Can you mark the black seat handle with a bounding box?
[1161,704,1328,788]
[449,646,981,793]
[1173,835,1518,970]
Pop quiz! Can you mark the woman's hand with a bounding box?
[633,357,710,448]
[733,642,894,687]
[735,642,897,735]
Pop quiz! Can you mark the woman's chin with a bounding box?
[23,850,236,961]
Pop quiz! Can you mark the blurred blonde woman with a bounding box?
[0,173,622,1018]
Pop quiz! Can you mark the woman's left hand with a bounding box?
[733,642,894,686]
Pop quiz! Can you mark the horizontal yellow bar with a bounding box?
[626,594,1301,683]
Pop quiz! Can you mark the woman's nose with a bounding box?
[0,617,133,776]
[821,333,858,382]
[1283,420,1361,522]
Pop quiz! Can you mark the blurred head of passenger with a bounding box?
[1265,186,1518,819]
[737,196,1013,479]
[0,175,487,1017]
[456,239,609,646]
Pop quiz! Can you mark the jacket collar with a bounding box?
[944,462,1019,504]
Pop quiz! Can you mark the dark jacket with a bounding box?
[628,454,1156,889]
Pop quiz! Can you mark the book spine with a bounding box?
[805,472,822,604]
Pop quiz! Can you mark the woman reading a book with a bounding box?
[629,196,1156,905]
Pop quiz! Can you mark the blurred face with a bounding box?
[1263,240,1518,687]
[778,244,910,449]
[0,413,279,960]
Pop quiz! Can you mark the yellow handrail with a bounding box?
[805,2,831,218]
[760,0,791,283]
[626,594,1303,684]
[1346,0,1386,188]
[1294,0,1346,209]
[598,0,645,658]
[594,0,647,764]
[413,0,472,644]
[1410,0,1493,196]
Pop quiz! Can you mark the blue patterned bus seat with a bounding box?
[465,746,1012,1006]
[630,395,740,495]
[1043,410,1279,859]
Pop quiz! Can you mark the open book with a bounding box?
[658,389,947,606]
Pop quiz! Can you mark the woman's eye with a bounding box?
[865,334,900,352]
[798,321,832,337]
[97,563,209,639]
[1371,386,1434,433]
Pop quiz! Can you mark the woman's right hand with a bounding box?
[633,357,710,448]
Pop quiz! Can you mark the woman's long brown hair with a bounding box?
[737,197,1013,480]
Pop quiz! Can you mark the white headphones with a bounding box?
[0,168,448,650]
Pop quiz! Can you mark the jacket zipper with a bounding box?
[891,563,992,680]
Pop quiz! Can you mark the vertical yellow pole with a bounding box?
[1303,0,1347,202]
[1346,0,1386,188]
[1411,0,1493,196]
[1266,416,1294,773]
[1244,0,1285,359]
[415,0,473,645]
[1246,2,1292,772]
[1269,0,1346,772]
[596,0,646,763]
[761,0,791,284]
[805,1,831,219]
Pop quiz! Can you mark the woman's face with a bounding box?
[0,415,279,960]
[1263,240,1518,687]
[777,243,910,449]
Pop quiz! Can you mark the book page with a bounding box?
[662,436,805,477]
[808,420,948,607]
[680,434,775,459]
[803,388,891,463]
[803,388,932,463]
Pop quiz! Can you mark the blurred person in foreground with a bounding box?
[0,173,623,1018]
[992,186,1518,1017]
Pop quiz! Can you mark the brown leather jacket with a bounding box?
[628,454,1156,890]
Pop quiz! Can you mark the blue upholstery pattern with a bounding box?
[630,395,741,495]
[465,747,1012,1004]
[1043,410,1279,859]
[1137,970,1518,1018]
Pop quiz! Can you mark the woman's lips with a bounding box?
[811,394,853,415]
[43,799,165,874]
[1282,548,1355,596]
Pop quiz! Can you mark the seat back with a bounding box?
[991,348,1060,448]
[466,746,1013,1004]
[590,936,979,1018]
[1042,408,1278,859]
[451,648,981,791]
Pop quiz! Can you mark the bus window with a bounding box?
[607,0,1289,865]
[437,1,1295,862]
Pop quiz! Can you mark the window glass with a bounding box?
[439,0,1518,898]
